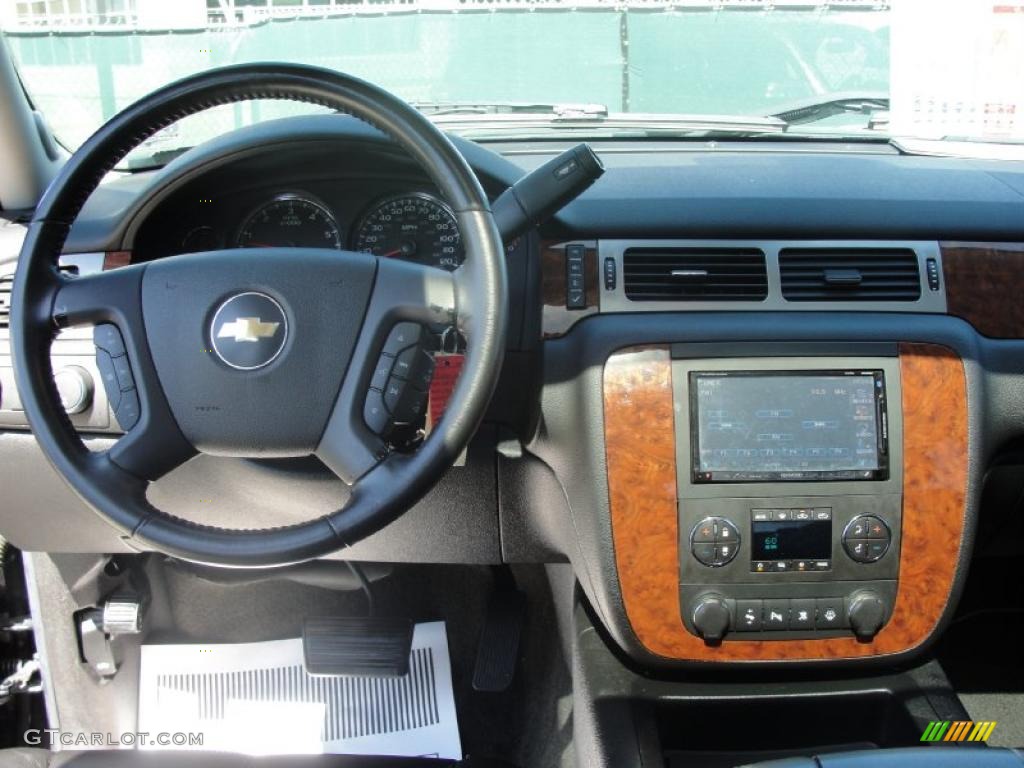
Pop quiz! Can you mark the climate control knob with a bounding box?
[848,590,887,641]
[54,366,93,415]
[692,595,731,645]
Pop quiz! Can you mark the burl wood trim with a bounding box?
[540,240,599,338]
[942,241,1024,338]
[604,343,967,661]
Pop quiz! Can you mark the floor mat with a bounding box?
[138,621,461,759]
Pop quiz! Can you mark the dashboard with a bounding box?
[4,114,1024,672]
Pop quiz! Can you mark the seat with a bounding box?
[0,751,513,768]
[743,746,1024,768]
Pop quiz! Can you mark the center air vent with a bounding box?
[623,248,768,301]
[0,275,12,328]
[779,248,921,302]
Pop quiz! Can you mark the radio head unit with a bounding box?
[690,370,888,483]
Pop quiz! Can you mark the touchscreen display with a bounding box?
[691,371,887,482]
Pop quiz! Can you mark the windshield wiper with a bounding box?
[419,103,788,137]
[769,93,889,127]
[411,101,610,118]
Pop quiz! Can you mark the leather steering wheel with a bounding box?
[10,64,507,567]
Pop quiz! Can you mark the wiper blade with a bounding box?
[770,93,889,127]
[125,145,195,171]
[427,109,788,137]
[412,101,609,118]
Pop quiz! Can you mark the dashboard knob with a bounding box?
[848,591,887,641]
[54,366,93,415]
[692,595,731,645]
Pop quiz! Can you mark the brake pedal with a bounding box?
[472,588,526,692]
[302,616,413,677]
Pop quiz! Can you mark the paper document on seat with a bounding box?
[138,621,461,759]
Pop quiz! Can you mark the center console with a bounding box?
[603,341,968,664]
[676,353,901,644]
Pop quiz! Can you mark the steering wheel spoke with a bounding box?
[317,257,456,483]
[53,266,197,480]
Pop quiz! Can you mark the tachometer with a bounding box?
[236,194,342,249]
[353,193,462,270]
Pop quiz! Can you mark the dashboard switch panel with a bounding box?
[566,244,586,309]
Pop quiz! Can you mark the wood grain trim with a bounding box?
[604,343,967,661]
[942,241,1024,338]
[541,240,599,338]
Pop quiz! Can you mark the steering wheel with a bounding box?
[10,64,507,567]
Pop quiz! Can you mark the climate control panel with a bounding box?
[679,496,901,643]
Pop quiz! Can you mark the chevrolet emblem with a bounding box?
[217,317,280,343]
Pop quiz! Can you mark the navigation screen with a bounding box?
[691,371,887,483]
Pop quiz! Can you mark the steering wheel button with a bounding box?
[369,358,392,391]
[363,390,389,435]
[94,349,121,407]
[409,353,435,392]
[383,377,407,413]
[390,384,428,424]
[392,346,419,379]
[93,324,126,357]
[111,355,135,391]
[114,389,140,431]
[383,322,423,357]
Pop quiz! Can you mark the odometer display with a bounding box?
[353,193,462,270]
[236,194,342,249]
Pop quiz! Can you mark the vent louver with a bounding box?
[779,248,921,302]
[623,248,768,301]
[0,275,12,328]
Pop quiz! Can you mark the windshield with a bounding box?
[1,0,1021,165]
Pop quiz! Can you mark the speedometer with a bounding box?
[236,194,342,249]
[353,193,463,270]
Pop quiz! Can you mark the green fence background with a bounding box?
[5,9,889,152]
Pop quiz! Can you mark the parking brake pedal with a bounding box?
[302,617,413,677]
[77,595,143,680]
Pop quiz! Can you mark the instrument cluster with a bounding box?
[179,189,464,271]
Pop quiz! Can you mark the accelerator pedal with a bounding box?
[472,587,526,692]
[302,616,413,677]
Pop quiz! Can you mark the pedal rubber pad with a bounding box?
[302,616,414,677]
[472,590,526,692]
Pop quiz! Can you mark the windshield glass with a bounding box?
[1,0,1021,164]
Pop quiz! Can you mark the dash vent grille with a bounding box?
[623,248,768,302]
[779,248,921,302]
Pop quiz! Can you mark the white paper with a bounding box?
[890,0,1024,141]
[138,621,461,760]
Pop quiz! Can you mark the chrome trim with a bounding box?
[21,553,59,733]
[599,239,947,315]
[209,292,288,371]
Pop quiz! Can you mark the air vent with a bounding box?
[623,248,768,301]
[779,248,921,302]
[0,274,12,329]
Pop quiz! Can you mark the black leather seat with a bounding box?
[0,751,514,767]
[743,746,1024,768]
